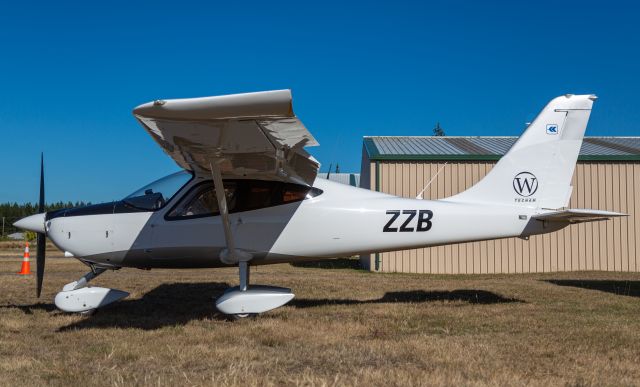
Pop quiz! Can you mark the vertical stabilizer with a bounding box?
[446,94,596,209]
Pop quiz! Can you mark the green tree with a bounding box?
[24,231,36,242]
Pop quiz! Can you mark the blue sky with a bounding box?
[1,0,638,203]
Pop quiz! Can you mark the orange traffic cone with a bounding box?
[18,242,31,275]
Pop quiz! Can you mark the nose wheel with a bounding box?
[54,267,129,314]
[79,309,97,317]
[232,313,257,320]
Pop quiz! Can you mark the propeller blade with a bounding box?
[36,232,45,297]
[36,153,45,298]
[38,153,44,213]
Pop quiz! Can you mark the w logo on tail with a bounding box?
[513,172,538,197]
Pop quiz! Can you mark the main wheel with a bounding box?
[232,313,257,320]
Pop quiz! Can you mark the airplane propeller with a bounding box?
[36,153,46,297]
[12,153,48,297]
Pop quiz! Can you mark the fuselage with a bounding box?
[42,174,547,269]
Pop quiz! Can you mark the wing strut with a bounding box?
[209,160,251,291]
[209,160,237,262]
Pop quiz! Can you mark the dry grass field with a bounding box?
[2,241,640,386]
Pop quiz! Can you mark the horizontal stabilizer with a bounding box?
[532,209,628,224]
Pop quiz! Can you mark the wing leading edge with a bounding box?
[133,89,319,186]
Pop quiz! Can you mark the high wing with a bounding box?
[133,89,319,186]
[532,209,628,224]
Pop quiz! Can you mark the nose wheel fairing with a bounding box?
[55,287,129,313]
[53,268,129,314]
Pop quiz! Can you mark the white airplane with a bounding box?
[14,90,626,318]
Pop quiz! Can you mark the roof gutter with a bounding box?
[366,154,640,162]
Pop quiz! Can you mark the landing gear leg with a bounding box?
[232,261,254,319]
[61,267,107,292]
[54,267,128,314]
[239,261,249,292]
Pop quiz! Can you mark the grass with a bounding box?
[1,244,640,386]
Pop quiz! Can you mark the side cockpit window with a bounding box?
[166,179,322,220]
[242,181,276,211]
[282,183,311,203]
[167,182,236,218]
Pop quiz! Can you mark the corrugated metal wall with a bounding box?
[362,161,639,273]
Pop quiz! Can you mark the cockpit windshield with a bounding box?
[123,171,193,210]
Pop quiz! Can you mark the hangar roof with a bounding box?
[318,173,360,187]
[363,136,640,161]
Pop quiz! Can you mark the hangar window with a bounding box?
[166,180,322,220]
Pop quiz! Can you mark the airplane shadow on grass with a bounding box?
[1,282,231,331]
[290,258,363,270]
[1,284,522,331]
[545,279,640,298]
[59,282,233,331]
[0,302,57,314]
[290,289,523,309]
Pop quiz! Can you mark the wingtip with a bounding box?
[132,101,157,116]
